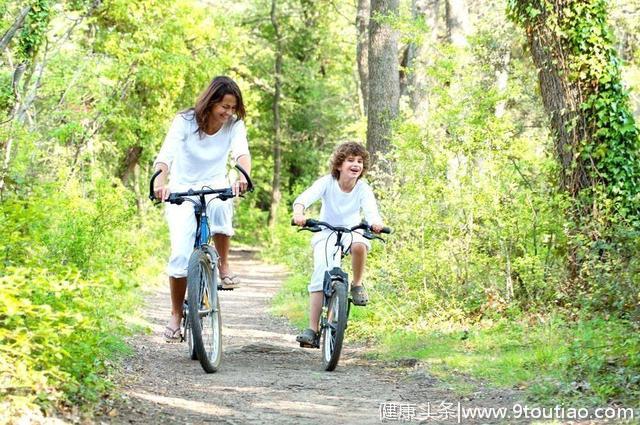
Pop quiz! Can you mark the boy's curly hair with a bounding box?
[330,142,370,180]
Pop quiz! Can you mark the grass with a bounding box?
[374,320,565,387]
[269,273,308,329]
[270,274,640,408]
[370,317,640,406]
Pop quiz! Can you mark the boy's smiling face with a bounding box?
[338,155,364,180]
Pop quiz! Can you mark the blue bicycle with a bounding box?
[150,165,253,373]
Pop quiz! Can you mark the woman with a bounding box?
[153,76,251,342]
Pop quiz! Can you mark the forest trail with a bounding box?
[100,248,525,425]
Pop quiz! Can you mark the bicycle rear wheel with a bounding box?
[187,249,222,373]
[321,280,348,371]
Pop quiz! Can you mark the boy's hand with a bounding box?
[292,214,306,226]
[371,223,384,233]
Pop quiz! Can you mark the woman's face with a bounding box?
[210,94,237,125]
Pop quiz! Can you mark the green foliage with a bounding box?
[17,0,52,61]
[0,175,157,416]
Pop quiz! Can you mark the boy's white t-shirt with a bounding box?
[154,111,250,190]
[293,174,383,227]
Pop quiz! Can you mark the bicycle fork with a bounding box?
[321,268,351,331]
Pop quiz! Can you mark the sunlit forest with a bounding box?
[1,0,639,420]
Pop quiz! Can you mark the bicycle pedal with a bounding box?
[217,285,235,291]
[299,341,320,349]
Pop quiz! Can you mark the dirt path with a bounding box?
[99,249,530,425]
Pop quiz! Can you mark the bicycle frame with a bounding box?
[192,194,210,249]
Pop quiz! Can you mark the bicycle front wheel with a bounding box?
[182,301,197,360]
[187,249,222,373]
[321,281,348,371]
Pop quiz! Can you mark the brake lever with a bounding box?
[363,231,386,242]
[298,226,322,233]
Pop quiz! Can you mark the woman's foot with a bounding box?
[219,263,240,289]
[164,314,182,342]
[220,274,240,289]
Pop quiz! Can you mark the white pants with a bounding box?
[165,196,234,278]
[308,230,370,292]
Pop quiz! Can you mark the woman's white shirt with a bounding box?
[154,111,249,190]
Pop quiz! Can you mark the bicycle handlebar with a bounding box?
[149,164,254,203]
[291,218,392,236]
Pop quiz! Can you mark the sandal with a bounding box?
[296,328,319,348]
[220,274,240,290]
[350,284,369,306]
[163,326,182,343]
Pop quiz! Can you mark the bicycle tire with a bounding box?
[187,249,222,373]
[182,303,197,360]
[321,280,348,371]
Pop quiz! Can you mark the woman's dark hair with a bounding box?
[330,142,370,180]
[188,76,246,137]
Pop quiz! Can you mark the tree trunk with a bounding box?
[410,0,440,123]
[494,49,511,118]
[367,0,400,167]
[267,0,283,228]
[119,145,143,186]
[356,0,370,116]
[445,0,471,47]
[399,0,418,98]
[509,0,640,283]
[524,13,590,195]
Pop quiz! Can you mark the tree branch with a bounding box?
[0,6,31,52]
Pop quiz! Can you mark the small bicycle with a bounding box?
[293,219,391,371]
[149,165,253,373]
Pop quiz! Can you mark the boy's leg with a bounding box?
[309,291,323,332]
[297,233,334,346]
[350,241,369,306]
[350,242,367,286]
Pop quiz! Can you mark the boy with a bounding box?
[292,142,385,346]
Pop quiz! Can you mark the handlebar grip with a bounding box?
[381,227,392,234]
[234,164,254,192]
[305,219,319,227]
[149,169,162,201]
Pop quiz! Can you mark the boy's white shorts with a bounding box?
[165,196,234,278]
[308,230,371,292]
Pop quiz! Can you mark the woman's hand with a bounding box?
[292,213,306,226]
[232,177,249,197]
[153,166,170,200]
[292,203,305,226]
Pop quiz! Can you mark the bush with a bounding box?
[0,176,157,417]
